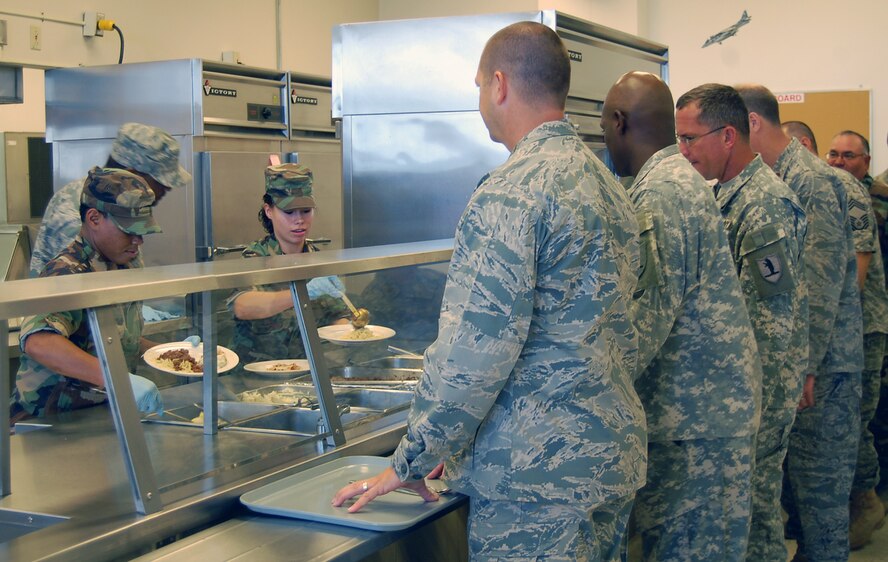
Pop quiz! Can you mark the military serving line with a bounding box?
[11,20,888,562]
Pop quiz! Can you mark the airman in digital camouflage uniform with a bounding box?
[333,22,646,560]
[228,164,350,363]
[675,84,806,562]
[740,86,863,562]
[828,132,888,506]
[601,73,764,562]
[785,122,888,548]
[11,168,164,421]
[870,134,888,502]
[29,122,190,276]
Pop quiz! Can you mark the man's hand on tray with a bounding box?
[331,463,444,513]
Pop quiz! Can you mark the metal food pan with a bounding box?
[146,401,278,425]
[365,355,424,370]
[230,408,371,433]
[243,383,413,413]
[329,366,421,384]
[236,384,320,407]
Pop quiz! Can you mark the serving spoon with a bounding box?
[338,292,370,329]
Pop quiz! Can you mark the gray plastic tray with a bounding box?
[239,456,460,531]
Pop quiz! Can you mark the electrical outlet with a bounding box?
[82,11,105,37]
[30,25,41,50]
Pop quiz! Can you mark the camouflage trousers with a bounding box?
[10,378,107,424]
[853,341,883,492]
[784,371,861,562]
[872,357,888,492]
[467,494,634,561]
[634,437,753,562]
[746,406,797,562]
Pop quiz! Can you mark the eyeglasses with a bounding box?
[676,126,726,147]
[826,151,865,161]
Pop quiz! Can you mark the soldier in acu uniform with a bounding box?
[739,85,863,562]
[601,72,764,562]
[228,163,351,364]
[785,122,888,549]
[334,22,646,560]
[675,84,807,562]
[11,168,164,422]
[29,122,190,276]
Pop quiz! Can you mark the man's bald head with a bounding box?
[478,21,570,109]
[782,120,819,154]
[609,72,675,139]
[602,71,675,177]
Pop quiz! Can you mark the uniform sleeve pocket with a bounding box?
[634,210,664,295]
[740,224,795,299]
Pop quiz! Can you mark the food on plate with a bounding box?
[268,362,304,372]
[340,327,375,341]
[152,346,228,374]
[157,348,202,373]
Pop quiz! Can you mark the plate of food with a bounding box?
[244,359,311,376]
[143,342,239,376]
[316,324,396,346]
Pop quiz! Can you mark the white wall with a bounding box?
[0,0,378,131]
[1,0,885,171]
[646,0,888,172]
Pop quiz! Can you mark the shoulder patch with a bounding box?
[848,198,871,231]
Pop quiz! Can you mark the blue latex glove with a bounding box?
[184,335,201,347]
[307,276,346,300]
[129,373,164,415]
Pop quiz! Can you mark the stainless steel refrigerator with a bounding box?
[333,10,668,248]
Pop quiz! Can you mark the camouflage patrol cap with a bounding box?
[265,163,315,210]
[81,167,162,235]
[110,122,191,190]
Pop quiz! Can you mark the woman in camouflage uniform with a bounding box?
[228,164,350,363]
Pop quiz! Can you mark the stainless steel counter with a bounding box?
[0,391,411,561]
[133,501,468,562]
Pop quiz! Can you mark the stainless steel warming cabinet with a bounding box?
[45,60,344,265]
[333,10,668,248]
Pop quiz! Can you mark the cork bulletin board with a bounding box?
[777,90,871,158]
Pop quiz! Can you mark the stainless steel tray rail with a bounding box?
[0,239,452,516]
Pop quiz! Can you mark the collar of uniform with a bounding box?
[511,118,576,154]
[633,144,681,187]
[714,154,767,209]
[772,136,804,179]
[74,233,132,271]
[256,235,317,256]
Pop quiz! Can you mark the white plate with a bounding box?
[244,359,311,375]
[143,342,239,376]
[316,324,396,345]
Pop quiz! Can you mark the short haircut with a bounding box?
[782,120,818,153]
[676,83,750,138]
[479,22,570,109]
[735,84,781,125]
[836,130,870,155]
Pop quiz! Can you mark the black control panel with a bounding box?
[247,103,283,123]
